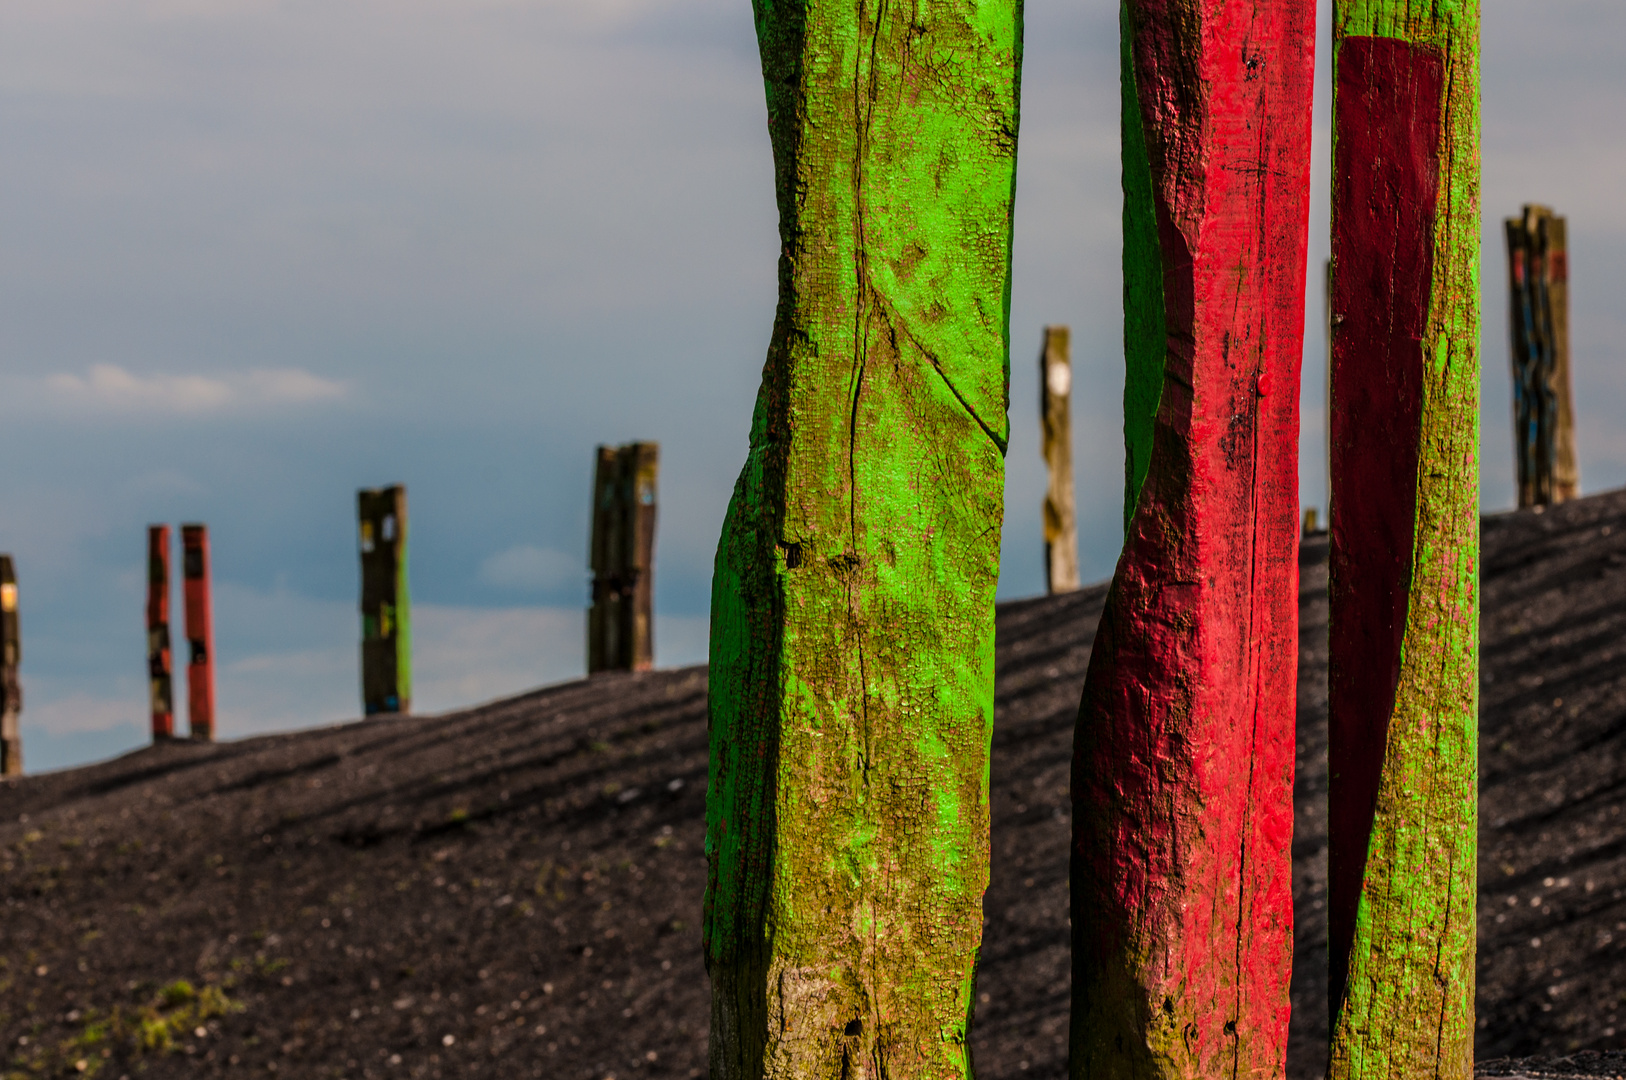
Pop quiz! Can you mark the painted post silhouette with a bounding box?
[0,556,19,777]
[1327,4,1481,1078]
[588,442,658,674]
[1041,326,1080,594]
[1069,1,1315,1076]
[1507,204,1578,507]
[358,486,411,715]
[181,524,215,742]
[148,525,175,740]
[704,1,1021,1074]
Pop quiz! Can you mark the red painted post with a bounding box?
[147,525,175,740]
[181,524,215,742]
[0,556,19,777]
[1070,1,1315,1076]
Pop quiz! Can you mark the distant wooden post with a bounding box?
[181,524,215,742]
[587,442,657,674]
[0,556,20,777]
[705,2,1019,1074]
[147,525,175,740]
[358,485,411,715]
[1041,326,1080,594]
[1507,204,1579,506]
[1328,6,1480,1079]
[1070,1,1314,1076]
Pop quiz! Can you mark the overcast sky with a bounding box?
[2,0,1622,772]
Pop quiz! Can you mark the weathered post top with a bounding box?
[181,524,215,742]
[358,485,411,716]
[1507,203,1579,507]
[0,554,20,777]
[147,525,175,740]
[1041,325,1080,594]
[588,442,657,675]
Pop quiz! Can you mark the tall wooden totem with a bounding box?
[1328,3,1480,1078]
[1041,326,1080,594]
[588,442,658,674]
[705,0,1021,1075]
[1507,204,1578,507]
[358,485,411,716]
[0,556,19,777]
[1070,2,1315,1077]
[181,524,215,742]
[147,525,175,740]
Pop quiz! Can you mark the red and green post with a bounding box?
[1070,1,1315,1076]
[1327,3,1480,1077]
[704,0,1021,1074]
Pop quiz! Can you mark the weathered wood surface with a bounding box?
[1041,326,1080,594]
[181,524,216,742]
[1069,1,1315,1077]
[147,525,174,740]
[588,442,658,675]
[0,554,19,777]
[1506,206,1578,507]
[705,0,1020,1074]
[358,486,411,716]
[1327,3,1480,1078]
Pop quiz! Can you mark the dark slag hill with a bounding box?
[3,488,1626,1079]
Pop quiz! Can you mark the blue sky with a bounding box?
[2,0,1622,771]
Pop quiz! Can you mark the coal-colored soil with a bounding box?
[3,488,1625,1080]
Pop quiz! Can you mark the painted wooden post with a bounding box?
[1041,326,1080,594]
[587,442,658,674]
[181,524,215,742]
[1327,4,1480,1078]
[1069,2,1314,1077]
[147,525,175,740]
[704,1,1020,1075]
[1506,205,1578,506]
[0,556,20,777]
[358,485,411,715]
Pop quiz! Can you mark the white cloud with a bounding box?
[477,544,583,593]
[23,692,144,734]
[38,364,346,414]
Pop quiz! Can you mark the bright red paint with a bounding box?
[182,524,215,742]
[1327,35,1443,1017]
[1070,0,1314,1072]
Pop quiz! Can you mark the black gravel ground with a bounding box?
[3,488,1625,1079]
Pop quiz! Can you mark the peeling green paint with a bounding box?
[704,1,1021,1076]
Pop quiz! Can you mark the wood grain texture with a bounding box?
[704,0,1020,1075]
[1506,206,1578,507]
[1328,3,1480,1078]
[1069,1,1314,1077]
[1041,326,1080,594]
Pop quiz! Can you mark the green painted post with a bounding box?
[704,0,1021,1074]
[358,485,411,715]
[1327,3,1480,1078]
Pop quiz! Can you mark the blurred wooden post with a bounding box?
[1041,326,1079,593]
[147,525,175,740]
[1328,10,1480,1078]
[0,556,20,777]
[588,443,657,673]
[358,485,411,715]
[181,524,215,742]
[1507,204,1579,506]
